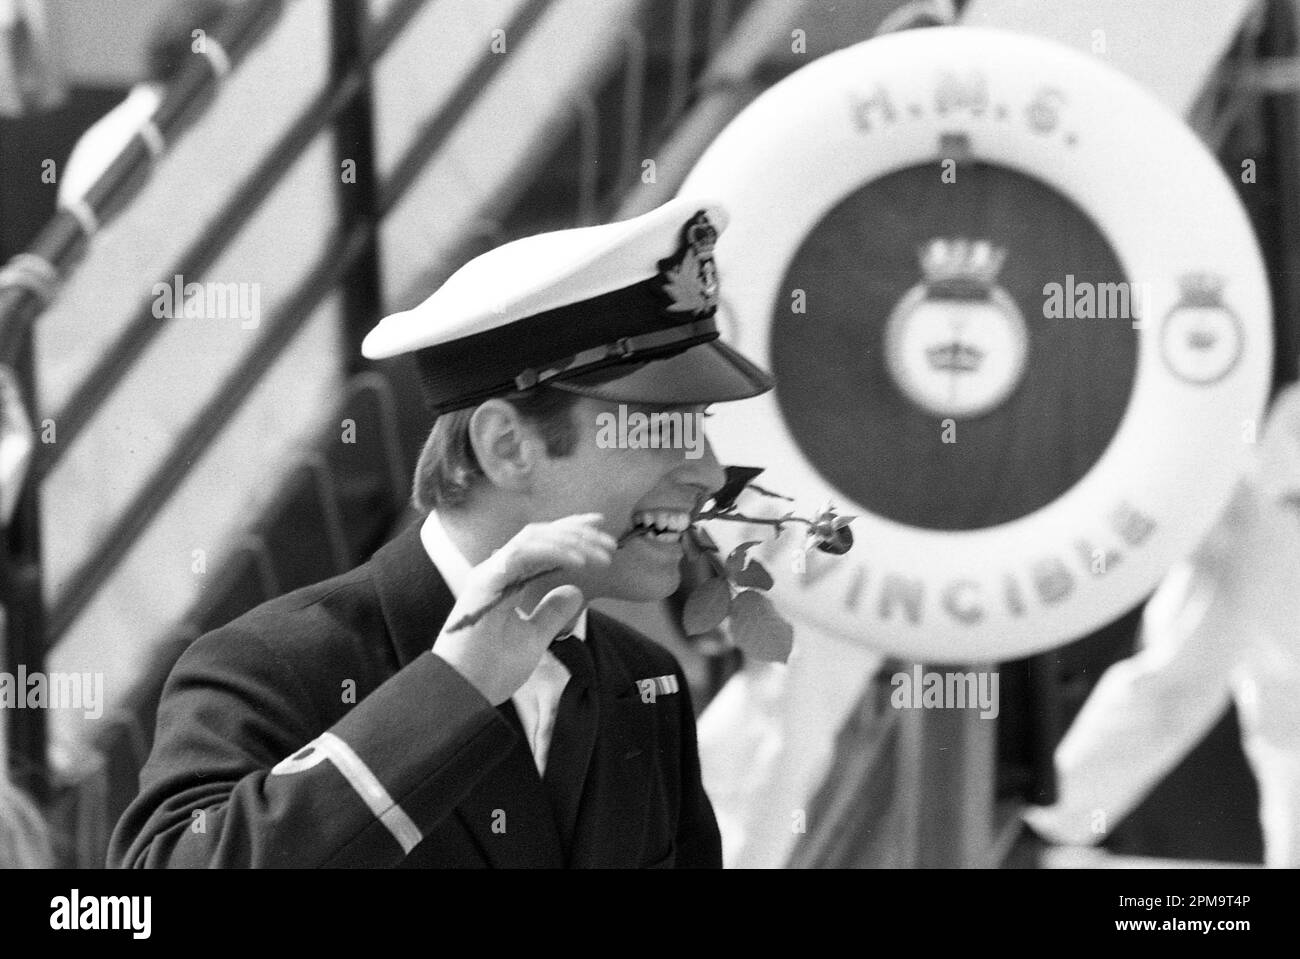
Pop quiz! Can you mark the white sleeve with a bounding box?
[1024,554,1240,846]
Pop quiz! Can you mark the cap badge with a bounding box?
[657,211,720,317]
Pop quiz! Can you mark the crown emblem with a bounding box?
[1176,272,1226,308]
[919,238,1007,298]
[658,211,720,317]
[1159,270,1243,385]
[926,341,985,373]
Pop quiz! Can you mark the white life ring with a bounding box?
[681,26,1272,663]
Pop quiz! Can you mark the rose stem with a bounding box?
[443,509,815,634]
[444,526,642,633]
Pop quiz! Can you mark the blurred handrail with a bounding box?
[32,0,437,481]
[0,0,287,365]
[616,0,826,218]
[44,220,367,641]
[0,0,290,801]
[376,0,553,218]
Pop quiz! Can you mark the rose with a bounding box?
[806,502,855,555]
[676,469,857,663]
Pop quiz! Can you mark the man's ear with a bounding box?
[467,399,539,492]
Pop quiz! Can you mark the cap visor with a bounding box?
[549,340,774,406]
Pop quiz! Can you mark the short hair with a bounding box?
[412,387,581,513]
[146,0,230,84]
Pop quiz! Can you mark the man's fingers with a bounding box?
[548,513,617,549]
[503,529,612,571]
[516,584,585,639]
[471,512,620,596]
[515,537,611,570]
[477,542,603,595]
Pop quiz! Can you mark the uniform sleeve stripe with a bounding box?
[378,806,424,855]
[314,732,423,854]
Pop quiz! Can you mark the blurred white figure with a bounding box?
[1025,380,1300,867]
[699,625,881,868]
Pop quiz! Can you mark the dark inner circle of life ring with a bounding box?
[772,162,1138,531]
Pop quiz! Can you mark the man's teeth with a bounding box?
[631,510,691,542]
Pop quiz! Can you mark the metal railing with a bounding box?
[0,0,290,796]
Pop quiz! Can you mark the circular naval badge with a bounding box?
[772,163,1135,533]
[884,255,1029,420]
[1159,275,1244,385]
[679,26,1272,663]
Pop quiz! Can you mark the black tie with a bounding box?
[544,635,599,856]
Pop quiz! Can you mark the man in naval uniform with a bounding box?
[108,197,773,868]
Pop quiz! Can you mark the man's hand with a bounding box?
[434,513,616,705]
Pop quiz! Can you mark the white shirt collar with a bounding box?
[419,510,587,640]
